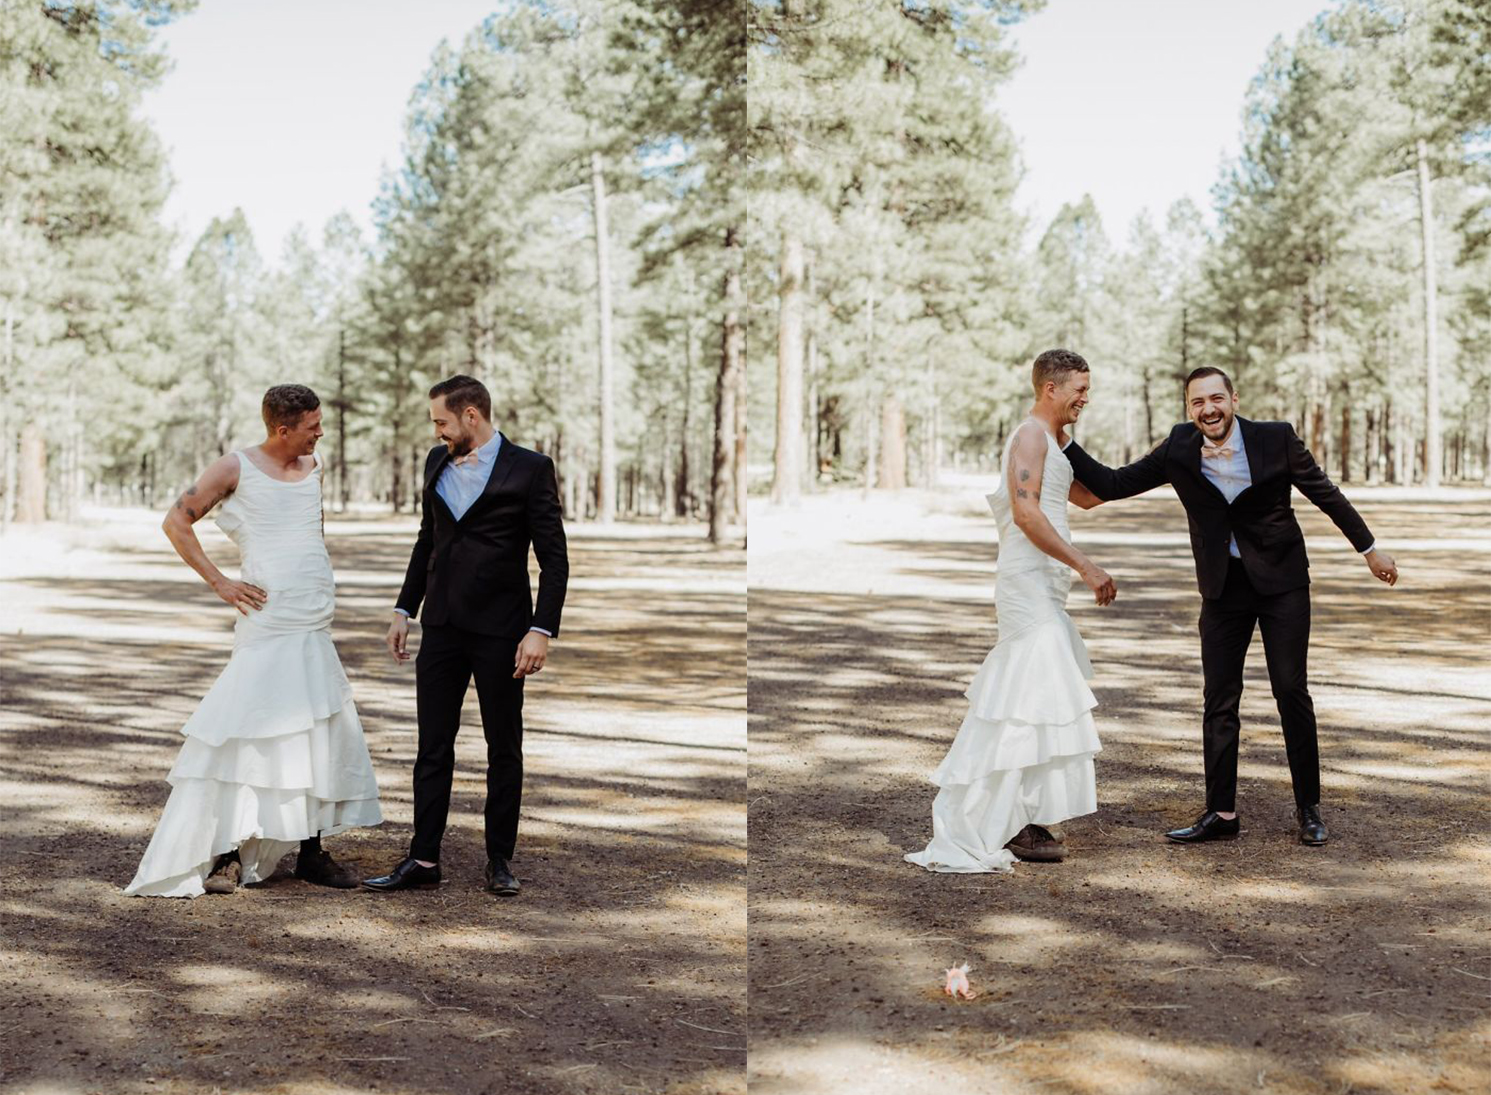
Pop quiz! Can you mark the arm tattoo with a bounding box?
[1016,487,1029,499]
[1019,469,1031,481]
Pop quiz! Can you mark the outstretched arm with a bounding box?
[1286,425,1398,585]
[161,454,264,615]
[1007,425,1115,606]
[1063,435,1170,501]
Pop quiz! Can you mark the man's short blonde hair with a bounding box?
[1032,349,1089,394]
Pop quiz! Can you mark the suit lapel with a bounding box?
[458,433,520,524]
[1237,416,1263,494]
[425,447,452,495]
[1185,427,1229,504]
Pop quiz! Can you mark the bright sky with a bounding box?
[140,0,1331,266]
[139,0,499,266]
[999,0,1330,243]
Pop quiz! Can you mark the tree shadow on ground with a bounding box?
[747,493,1490,1095]
[0,520,745,1095]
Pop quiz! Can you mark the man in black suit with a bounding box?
[1062,366,1397,846]
[364,374,568,896]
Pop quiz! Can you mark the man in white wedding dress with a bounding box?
[906,349,1116,872]
[125,385,382,897]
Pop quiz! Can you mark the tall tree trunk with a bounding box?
[925,356,940,489]
[1339,390,1351,483]
[591,149,617,523]
[1483,389,1491,486]
[805,261,818,490]
[17,423,45,523]
[63,372,81,521]
[2,295,14,529]
[862,278,877,491]
[337,327,349,511]
[1416,138,1441,489]
[772,229,805,504]
[734,343,746,528]
[709,227,744,543]
[878,396,906,489]
[676,319,692,518]
[1141,367,1155,446]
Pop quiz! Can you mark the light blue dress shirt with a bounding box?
[394,431,550,636]
[436,431,502,521]
[1196,425,1252,558]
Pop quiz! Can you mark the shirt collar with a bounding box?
[472,431,501,465]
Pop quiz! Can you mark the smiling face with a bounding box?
[430,395,479,455]
[1044,371,1091,427]
[1186,373,1239,443]
[277,408,324,455]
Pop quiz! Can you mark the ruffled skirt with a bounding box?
[905,566,1101,873]
[125,625,382,898]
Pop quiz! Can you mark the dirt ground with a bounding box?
[0,509,745,1095]
[747,480,1490,1095]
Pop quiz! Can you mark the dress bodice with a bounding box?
[989,420,1073,576]
[215,450,333,638]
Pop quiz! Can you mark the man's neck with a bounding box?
[259,439,304,468]
[469,424,497,451]
[1027,405,1065,435]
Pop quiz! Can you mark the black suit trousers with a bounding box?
[1199,559,1319,812]
[410,624,525,864]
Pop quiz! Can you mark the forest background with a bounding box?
[751,0,1491,497]
[1,0,745,540]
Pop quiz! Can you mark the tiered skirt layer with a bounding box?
[905,567,1101,874]
[125,628,382,898]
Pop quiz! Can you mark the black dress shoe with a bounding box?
[1296,805,1328,845]
[1165,810,1241,843]
[362,857,441,892]
[294,848,360,889]
[485,858,520,896]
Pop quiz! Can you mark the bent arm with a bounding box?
[1286,426,1374,551]
[1007,426,1094,576]
[1068,480,1104,510]
[1064,436,1169,501]
[161,454,239,590]
[394,480,435,618]
[528,456,569,637]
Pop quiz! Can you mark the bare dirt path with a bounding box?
[747,482,1490,1095]
[1,509,745,1095]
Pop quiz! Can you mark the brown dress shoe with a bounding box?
[203,853,241,894]
[1004,823,1065,862]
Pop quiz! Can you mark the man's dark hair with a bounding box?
[1032,348,1090,394]
[262,384,320,431]
[1184,366,1234,397]
[429,374,491,421]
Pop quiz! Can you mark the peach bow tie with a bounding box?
[452,450,481,467]
[1201,442,1235,460]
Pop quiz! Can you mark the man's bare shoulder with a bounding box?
[197,452,241,489]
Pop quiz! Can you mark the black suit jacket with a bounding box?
[396,435,569,637]
[1064,417,1373,599]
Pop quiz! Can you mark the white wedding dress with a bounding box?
[905,420,1101,873]
[125,450,382,897]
